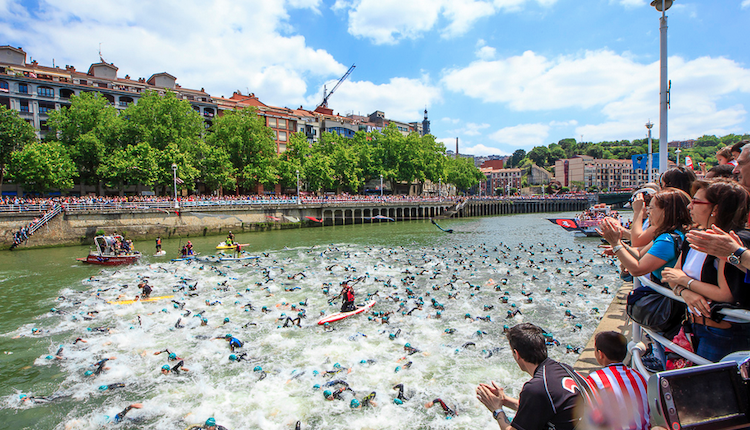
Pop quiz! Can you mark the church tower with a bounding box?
[422,108,431,136]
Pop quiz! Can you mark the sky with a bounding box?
[1,0,749,156]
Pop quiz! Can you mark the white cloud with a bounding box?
[314,77,442,122]
[460,143,510,156]
[338,0,556,44]
[613,0,645,8]
[549,120,578,127]
[743,0,750,9]
[476,46,497,60]
[444,49,750,143]
[448,122,491,136]
[442,117,461,124]
[488,123,550,148]
[0,0,345,106]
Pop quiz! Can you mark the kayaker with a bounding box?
[340,282,355,312]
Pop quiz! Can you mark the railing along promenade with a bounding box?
[629,275,750,379]
[0,194,594,215]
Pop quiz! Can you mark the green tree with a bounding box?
[9,141,76,193]
[206,107,277,191]
[47,92,122,192]
[444,156,485,192]
[527,146,550,166]
[0,105,37,188]
[507,149,526,168]
[695,135,720,147]
[97,142,158,195]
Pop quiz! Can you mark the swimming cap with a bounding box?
[350,398,360,408]
[324,390,332,398]
[333,362,341,368]
[202,318,208,323]
[19,394,27,399]
[45,355,53,360]
[253,366,262,372]
[99,385,108,391]
[225,334,232,339]
[50,308,56,312]
[205,417,216,426]
[162,365,170,371]
[394,398,403,405]
[224,317,230,323]
[404,343,411,348]
[84,370,93,376]
[313,384,320,390]
[389,333,395,340]
[229,354,237,361]
[324,322,329,327]
[168,353,177,360]
[173,303,179,308]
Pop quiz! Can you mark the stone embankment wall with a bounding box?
[0,198,589,249]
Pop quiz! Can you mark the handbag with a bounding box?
[627,286,686,339]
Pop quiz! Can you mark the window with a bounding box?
[38,87,54,97]
[18,83,28,93]
[267,118,276,127]
[278,131,287,142]
[0,81,8,93]
[40,120,49,131]
[278,118,286,129]
[79,79,87,85]
[20,100,30,112]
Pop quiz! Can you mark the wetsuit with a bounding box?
[171,360,187,374]
[228,337,243,352]
[142,284,152,299]
[114,405,137,423]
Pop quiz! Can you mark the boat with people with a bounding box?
[76,235,141,265]
[215,242,249,250]
[547,203,619,237]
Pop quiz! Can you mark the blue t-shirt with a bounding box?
[647,231,685,281]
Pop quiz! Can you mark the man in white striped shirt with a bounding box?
[586,331,650,430]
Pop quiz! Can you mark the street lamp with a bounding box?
[171,163,178,209]
[646,121,654,183]
[438,177,442,198]
[296,169,300,204]
[652,0,673,174]
[675,148,681,166]
[380,175,383,198]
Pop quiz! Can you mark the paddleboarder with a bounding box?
[155,236,161,253]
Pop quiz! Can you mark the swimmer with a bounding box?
[20,392,71,404]
[197,417,229,430]
[403,343,420,355]
[160,360,189,374]
[112,403,143,423]
[425,398,456,416]
[215,334,243,352]
[91,357,116,376]
[393,383,409,402]
[99,383,126,391]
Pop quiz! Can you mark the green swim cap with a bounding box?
[404,343,411,348]
[224,317,230,323]
[225,334,232,339]
[229,354,237,361]
[99,385,108,391]
[205,417,216,426]
[253,366,262,372]
[84,370,93,376]
[161,365,170,371]
[324,390,332,398]
[350,398,360,408]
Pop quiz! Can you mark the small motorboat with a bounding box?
[77,235,141,266]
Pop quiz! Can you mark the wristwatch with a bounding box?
[493,408,504,420]
[728,247,747,265]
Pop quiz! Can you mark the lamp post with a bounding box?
[438,177,442,198]
[652,0,673,174]
[296,170,300,204]
[380,174,383,198]
[675,148,681,166]
[171,163,178,209]
[646,121,654,183]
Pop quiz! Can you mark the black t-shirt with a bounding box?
[512,358,583,430]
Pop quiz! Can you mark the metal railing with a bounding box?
[629,275,750,379]
[28,204,62,235]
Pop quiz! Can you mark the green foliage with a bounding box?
[0,105,37,186]
[9,141,76,193]
[527,146,550,166]
[507,149,526,168]
[444,156,484,192]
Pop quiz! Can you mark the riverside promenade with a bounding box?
[0,195,591,249]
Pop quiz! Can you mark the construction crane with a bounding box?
[318,64,355,109]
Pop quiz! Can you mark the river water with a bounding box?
[0,212,620,430]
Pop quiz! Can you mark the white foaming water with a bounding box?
[6,240,619,429]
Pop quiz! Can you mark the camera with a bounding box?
[649,354,750,430]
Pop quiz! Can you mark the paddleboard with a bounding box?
[107,295,174,305]
[317,300,375,325]
[219,256,260,261]
[153,250,167,256]
[216,242,249,249]
[171,255,198,262]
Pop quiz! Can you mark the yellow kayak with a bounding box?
[107,295,174,305]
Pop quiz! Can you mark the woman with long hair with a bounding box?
[662,179,750,361]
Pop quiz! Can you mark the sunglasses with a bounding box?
[691,199,712,205]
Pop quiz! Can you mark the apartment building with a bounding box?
[0,46,217,137]
[554,155,663,190]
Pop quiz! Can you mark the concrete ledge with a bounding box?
[574,281,633,376]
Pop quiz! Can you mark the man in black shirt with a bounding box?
[476,323,590,430]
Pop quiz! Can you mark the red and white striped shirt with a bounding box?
[586,363,650,430]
